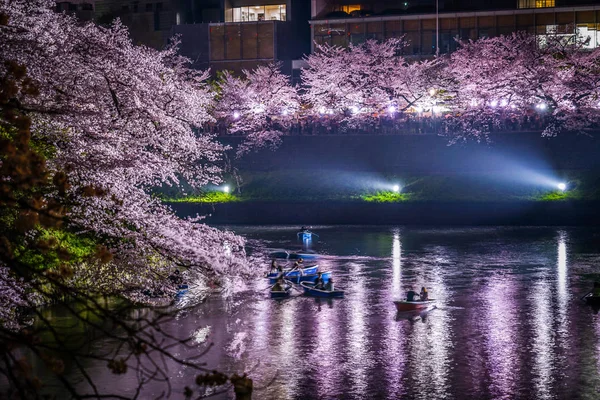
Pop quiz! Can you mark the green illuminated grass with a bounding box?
[166,192,239,203]
[534,190,578,201]
[362,191,411,202]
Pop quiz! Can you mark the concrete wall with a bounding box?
[223,131,600,173]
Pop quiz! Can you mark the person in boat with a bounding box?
[270,259,279,273]
[406,289,419,302]
[314,272,325,290]
[272,278,286,292]
[325,277,334,292]
[420,287,428,301]
[290,258,304,272]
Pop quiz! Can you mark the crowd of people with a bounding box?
[201,111,552,137]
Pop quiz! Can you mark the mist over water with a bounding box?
[23,226,600,399]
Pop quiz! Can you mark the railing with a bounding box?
[202,114,552,137]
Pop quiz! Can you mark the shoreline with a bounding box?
[168,201,600,226]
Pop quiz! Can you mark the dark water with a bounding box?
[20,226,600,399]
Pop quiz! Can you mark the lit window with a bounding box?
[341,5,361,13]
[518,0,554,8]
[228,4,286,22]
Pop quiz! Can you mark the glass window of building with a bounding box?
[228,5,286,22]
[518,0,555,8]
[340,5,361,13]
[577,24,599,49]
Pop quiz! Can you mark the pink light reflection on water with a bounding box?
[531,276,555,400]
[405,247,453,397]
[556,231,571,342]
[383,230,408,397]
[312,298,344,399]
[346,261,372,398]
[483,277,519,399]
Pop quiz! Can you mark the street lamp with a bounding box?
[436,0,439,57]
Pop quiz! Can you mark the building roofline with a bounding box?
[308,5,600,25]
[208,20,286,27]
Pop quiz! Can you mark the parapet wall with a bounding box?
[223,131,600,173]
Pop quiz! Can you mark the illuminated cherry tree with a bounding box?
[301,39,444,120]
[216,63,300,154]
[447,31,600,139]
[0,0,248,303]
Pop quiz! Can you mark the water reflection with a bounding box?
[408,249,452,397]
[346,261,371,398]
[313,299,343,399]
[392,229,402,299]
[531,276,555,399]
[484,278,519,399]
[18,226,600,400]
[384,229,407,397]
[556,231,570,338]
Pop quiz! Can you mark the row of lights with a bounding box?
[231,102,548,120]
[219,182,565,195]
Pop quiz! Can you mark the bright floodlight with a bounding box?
[349,105,359,114]
[537,103,547,110]
[388,105,397,113]
[281,109,289,116]
[557,183,566,192]
[490,100,498,107]
[429,88,436,96]
[500,99,508,107]
[392,184,400,193]
[223,185,230,193]
[233,111,240,119]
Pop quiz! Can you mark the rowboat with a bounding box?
[393,300,436,312]
[583,293,600,305]
[266,265,319,283]
[283,271,331,285]
[270,283,292,299]
[269,250,319,261]
[300,282,344,298]
[297,230,319,241]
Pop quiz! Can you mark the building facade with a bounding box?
[172,0,310,74]
[309,1,600,56]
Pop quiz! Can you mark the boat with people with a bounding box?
[300,281,344,298]
[393,300,436,312]
[270,281,292,299]
[284,271,331,285]
[269,250,319,261]
[266,265,319,283]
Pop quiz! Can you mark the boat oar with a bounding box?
[580,290,592,301]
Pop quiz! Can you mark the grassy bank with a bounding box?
[162,169,598,204]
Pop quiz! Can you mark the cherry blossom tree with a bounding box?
[216,63,300,154]
[301,39,444,122]
[0,0,248,293]
[1,0,253,397]
[447,31,600,140]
